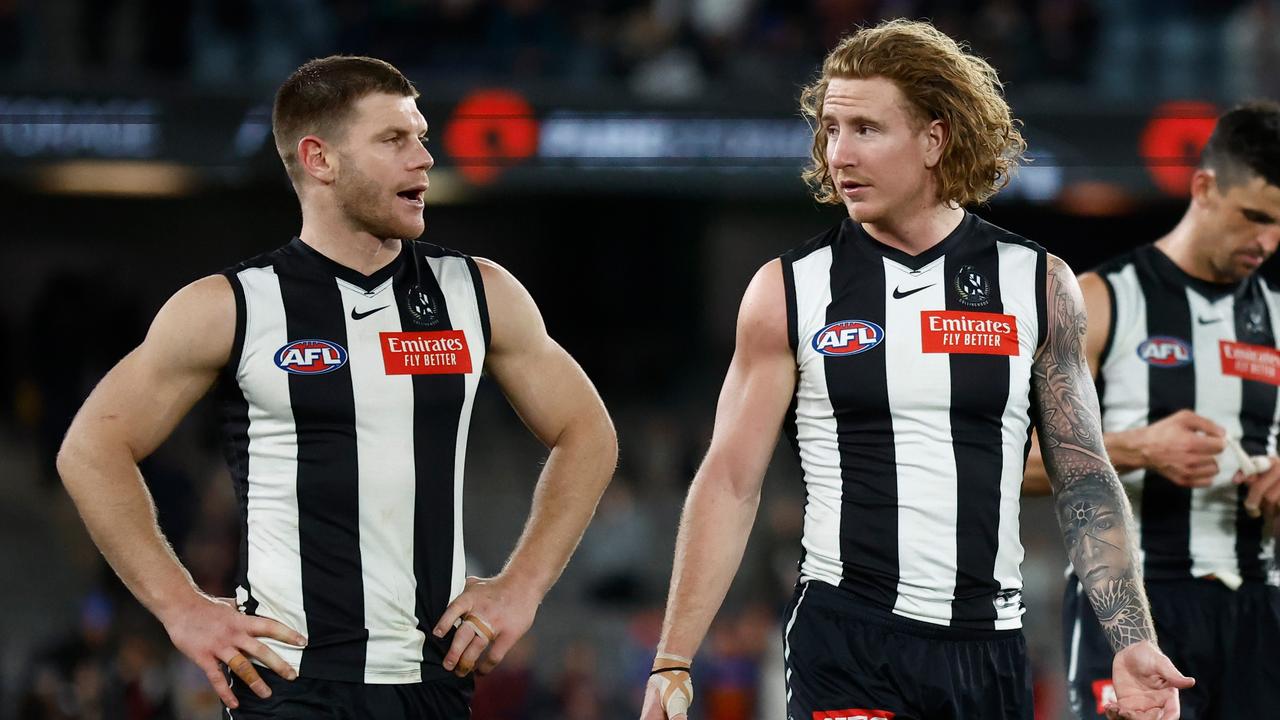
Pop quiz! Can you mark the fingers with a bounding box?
[434,593,474,640]
[453,631,490,676]
[222,650,269,699]
[442,617,479,673]
[203,661,240,709]
[1157,655,1195,690]
[1245,474,1278,517]
[476,632,515,675]
[1169,460,1218,487]
[248,616,308,648]
[244,638,298,682]
[1177,411,1225,437]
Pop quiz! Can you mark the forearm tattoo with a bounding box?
[1032,257,1155,652]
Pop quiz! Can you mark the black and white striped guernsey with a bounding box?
[1094,244,1278,585]
[215,237,490,684]
[780,212,1047,630]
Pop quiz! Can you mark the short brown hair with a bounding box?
[272,55,419,185]
[799,19,1026,207]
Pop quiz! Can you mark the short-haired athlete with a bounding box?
[1024,102,1280,719]
[639,20,1193,720]
[57,56,618,719]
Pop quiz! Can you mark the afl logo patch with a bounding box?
[953,265,991,307]
[812,320,884,356]
[274,339,348,375]
[1137,336,1191,367]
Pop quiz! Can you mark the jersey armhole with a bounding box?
[1035,249,1048,351]
[1097,273,1118,367]
[781,255,799,354]
[464,256,492,350]
[223,271,248,381]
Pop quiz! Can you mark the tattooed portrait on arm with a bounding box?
[1032,255,1157,653]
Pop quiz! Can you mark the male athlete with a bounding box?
[640,20,1192,720]
[56,56,618,718]
[1023,102,1280,719]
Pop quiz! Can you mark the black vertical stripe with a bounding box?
[463,256,491,349]
[826,232,898,609]
[218,271,257,617]
[1135,258,1194,577]
[781,256,801,459]
[396,247,467,676]
[277,266,368,679]
[945,238,1010,627]
[1234,281,1275,579]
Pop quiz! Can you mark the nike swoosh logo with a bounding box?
[1196,316,1223,325]
[892,284,934,299]
[351,306,389,320]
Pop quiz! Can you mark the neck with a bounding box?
[1154,211,1225,284]
[298,198,403,276]
[860,203,966,256]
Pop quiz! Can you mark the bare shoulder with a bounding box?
[736,259,789,355]
[143,274,236,372]
[471,257,545,355]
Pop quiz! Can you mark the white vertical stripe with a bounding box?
[1100,265,1149,536]
[992,242,1037,629]
[782,582,811,707]
[789,247,844,587]
[235,266,306,672]
[424,255,487,604]
[883,257,957,624]
[1186,290,1242,579]
[335,277,423,681]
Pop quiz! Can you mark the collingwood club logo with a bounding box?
[406,285,439,327]
[953,265,990,307]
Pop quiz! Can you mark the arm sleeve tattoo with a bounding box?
[1032,255,1156,652]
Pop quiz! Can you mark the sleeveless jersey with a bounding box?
[217,237,489,683]
[780,213,1047,630]
[1094,244,1278,585]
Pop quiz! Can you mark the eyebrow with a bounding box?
[819,112,880,126]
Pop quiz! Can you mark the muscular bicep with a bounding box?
[477,259,610,448]
[63,275,234,461]
[700,260,797,495]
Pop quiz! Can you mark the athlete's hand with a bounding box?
[639,658,693,720]
[1138,410,1225,487]
[639,674,690,720]
[1104,640,1194,720]
[159,592,307,710]
[1238,455,1280,520]
[433,574,539,677]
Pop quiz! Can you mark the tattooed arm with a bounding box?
[1032,255,1193,719]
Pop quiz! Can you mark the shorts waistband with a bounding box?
[796,580,1023,642]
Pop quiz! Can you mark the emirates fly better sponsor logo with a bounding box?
[812,320,885,356]
[274,339,348,375]
[1220,339,1280,385]
[812,710,895,720]
[380,330,473,375]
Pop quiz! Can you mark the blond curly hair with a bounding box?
[799,19,1026,207]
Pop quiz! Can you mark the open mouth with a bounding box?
[397,187,426,205]
[840,180,868,194]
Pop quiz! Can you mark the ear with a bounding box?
[1189,168,1217,209]
[298,135,337,184]
[923,118,948,169]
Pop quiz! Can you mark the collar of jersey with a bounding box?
[1144,244,1241,300]
[841,211,974,271]
[287,237,405,293]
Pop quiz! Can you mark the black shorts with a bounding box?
[1062,574,1280,719]
[782,581,1032,720]
[226,666,473,719]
